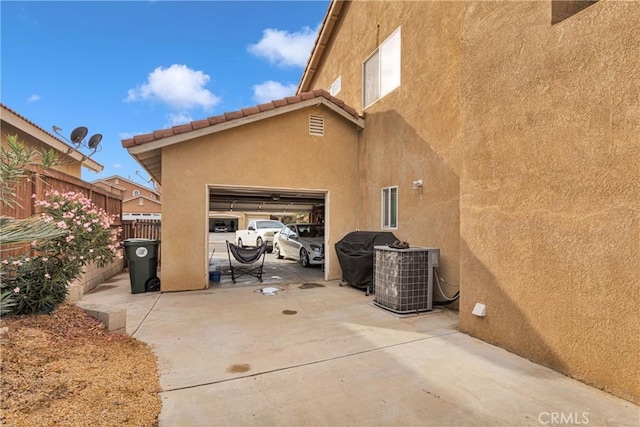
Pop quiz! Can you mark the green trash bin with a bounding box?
[124,238,161,294]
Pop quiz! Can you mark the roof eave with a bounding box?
[1,105,104,173]
[125,97,363,156]
[297,0,345,94]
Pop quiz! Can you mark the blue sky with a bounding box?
[1,0,330,187]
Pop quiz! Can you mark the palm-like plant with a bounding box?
[1,134,62,315]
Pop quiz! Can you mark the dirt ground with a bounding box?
[0,303,161,426]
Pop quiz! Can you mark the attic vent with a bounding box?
[309,114,324,136]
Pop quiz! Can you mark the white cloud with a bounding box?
[166,113,193,127]
[27,94,41,102]
[253,81,297,104]
[126,64,221,110]
[248,25,319,67]
[113,163,122,169]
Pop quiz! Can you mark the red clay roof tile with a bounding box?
[172,124,192,134]
[153,129,173,139]
[208,115,227,125]
[191,119,210,130]
[224,111,244,121]
[134,133,156,144]
[241,106,260,116]
[120,90,361,149]
[257,102,276,112]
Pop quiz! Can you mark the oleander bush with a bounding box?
[1,190,121,315]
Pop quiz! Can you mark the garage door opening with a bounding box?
[206,185,327,286]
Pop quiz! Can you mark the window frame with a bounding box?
[328,76,342,96]
[381,186,398,230]
[363,27,401,109]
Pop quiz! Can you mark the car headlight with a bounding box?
[310,244,322,252]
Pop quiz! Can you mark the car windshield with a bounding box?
[257,221,284,229]
[297,225,324,238]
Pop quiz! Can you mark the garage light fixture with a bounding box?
[271,194,281,201]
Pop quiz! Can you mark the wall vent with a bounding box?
[309,114,324,136]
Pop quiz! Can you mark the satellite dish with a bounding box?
[87,134,102,149]
[69,126,88,144]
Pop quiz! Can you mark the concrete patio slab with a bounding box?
[83,270,639,427]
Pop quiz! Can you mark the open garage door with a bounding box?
[207,185,327,284]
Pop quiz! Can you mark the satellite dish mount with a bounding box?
[52,125,103,158]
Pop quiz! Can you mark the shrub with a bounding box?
[1,190,122,315]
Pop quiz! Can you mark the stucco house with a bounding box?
[123,1,639,404]
[92,175,162,221]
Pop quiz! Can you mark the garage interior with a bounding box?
[208,186,326,224]
[208,185,327,280]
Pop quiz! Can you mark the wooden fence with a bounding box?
[121,219,161,241]
[1,168,122,223]
[1,169,123,258]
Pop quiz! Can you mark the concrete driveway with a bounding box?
[84,255,638,426]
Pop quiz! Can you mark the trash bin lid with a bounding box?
[123,238,160,245]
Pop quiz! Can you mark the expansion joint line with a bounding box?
[131,293,163,337]
[160,330,460,394]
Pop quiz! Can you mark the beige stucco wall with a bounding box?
[306,1,464,303]
[160,105,360,291]
[459,1,639,403]
[1,123,82,178]
[123,198,161,214]
[302,0,639,404]
[105,177,160,202]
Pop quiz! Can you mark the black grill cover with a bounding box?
[335,231,398,290]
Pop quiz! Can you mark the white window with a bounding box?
[328,76,341,96]
[382,186,398,229]
[363,27,401,108]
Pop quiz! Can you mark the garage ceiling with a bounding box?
[209,187,325,213]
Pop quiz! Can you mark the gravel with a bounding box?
[0,303,161,426]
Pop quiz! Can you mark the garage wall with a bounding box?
[161,105,360,291]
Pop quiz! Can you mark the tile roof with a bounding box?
[121,89,360,149]
[1,103,78,154]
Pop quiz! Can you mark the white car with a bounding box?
[235,219,285,253]
[273,223,324,267]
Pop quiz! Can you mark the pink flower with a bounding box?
[56,221,67,229]
[13,287,20,293]
[45,273,51,279]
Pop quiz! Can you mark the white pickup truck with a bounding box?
[235,219,285,253]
